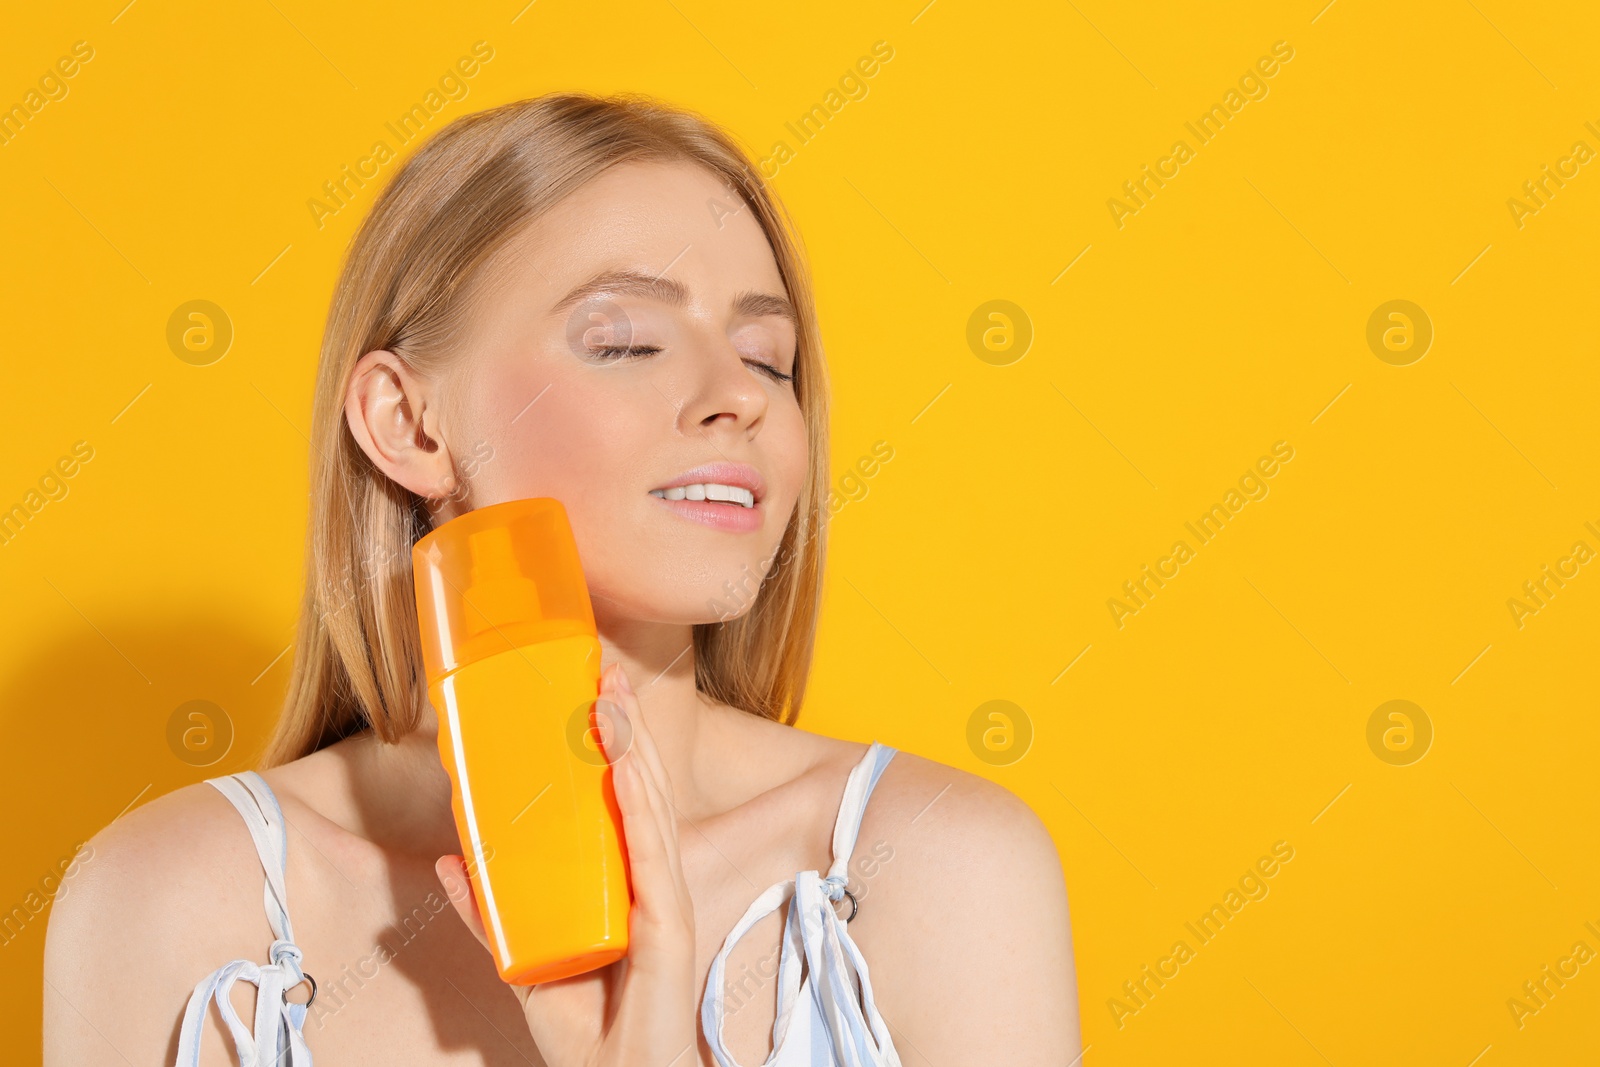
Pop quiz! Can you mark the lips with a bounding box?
[649,493,763,532]
[647,462,766,533]
[648,462,766,505]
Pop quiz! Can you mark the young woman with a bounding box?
[44,92,1080,1066]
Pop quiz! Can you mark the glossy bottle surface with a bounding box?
[432,634,630,984]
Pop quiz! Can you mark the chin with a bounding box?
[591,565,768,628]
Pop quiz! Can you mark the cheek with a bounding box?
[770,401,810,509]
[455,356,636,509]
[497,383,642,502]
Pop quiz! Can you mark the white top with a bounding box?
[700,739,903,1067]
[176,740,902,1067]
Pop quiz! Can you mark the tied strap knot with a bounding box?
[820,871,859,922]
[821,873,849,902]
[270,938,306,986]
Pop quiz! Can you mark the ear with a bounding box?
[344,349,456,502]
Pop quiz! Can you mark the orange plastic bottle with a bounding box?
[411,496,631,984]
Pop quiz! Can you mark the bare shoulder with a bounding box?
[863,748,1063,877]
[42,774,285,1066]
[854,748,1082,1065]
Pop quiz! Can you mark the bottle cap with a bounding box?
[411,496,596,685]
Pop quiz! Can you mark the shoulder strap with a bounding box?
[208,771,298,947]
[174,771,315,1067]
[823,741,897,890]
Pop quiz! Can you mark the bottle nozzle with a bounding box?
[411,497,597,684]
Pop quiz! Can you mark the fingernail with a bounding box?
[617,668,633,696]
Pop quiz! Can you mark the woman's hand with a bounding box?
[434,661,699,1067]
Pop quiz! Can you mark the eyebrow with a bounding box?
[549,267,798,327]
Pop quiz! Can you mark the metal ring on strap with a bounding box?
[283,972,318,1009]
[835,887,859,923]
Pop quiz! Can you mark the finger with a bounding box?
[606,664,674,806]
[611,765,684,927]
[614,668,692,888]
[597,665,693,908]
[435,855,490,953]
[598,700,680,876]
[600,669,682,874]
[608,739,694,933]
[600,712,670,860]
[601,716,685,892]
[591,688,635,769]
[597,666,678,848]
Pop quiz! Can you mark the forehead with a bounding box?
[503,159,786,307]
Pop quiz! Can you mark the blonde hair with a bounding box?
[260,92,830,767]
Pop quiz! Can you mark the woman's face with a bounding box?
[429,160,807,628]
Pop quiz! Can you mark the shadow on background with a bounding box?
[2,609,289,1047]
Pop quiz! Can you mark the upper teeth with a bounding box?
[651,482,755,507]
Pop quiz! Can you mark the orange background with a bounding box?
[3,1,1598,1063]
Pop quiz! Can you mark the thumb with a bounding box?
[435,854,490,953]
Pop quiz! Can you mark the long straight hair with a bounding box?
[260,92,831,767]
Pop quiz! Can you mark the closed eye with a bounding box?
[591,345,662,360]
[590,345,794,384]
[754,361,795,384]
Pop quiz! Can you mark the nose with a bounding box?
[669,330,769,439]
